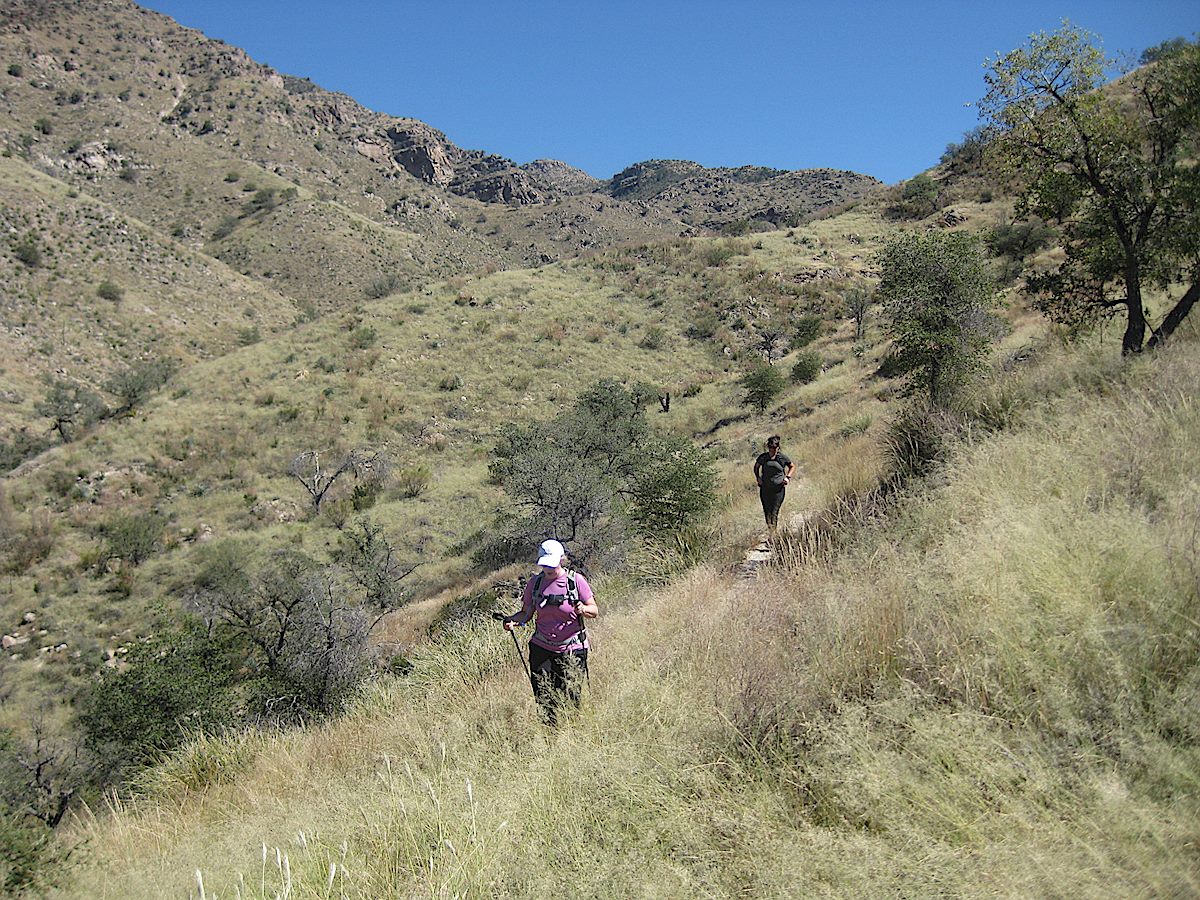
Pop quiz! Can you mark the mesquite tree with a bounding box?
[980,26,1199,354]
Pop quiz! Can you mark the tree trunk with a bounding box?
[1121,261,1147,355]
[1147,280,1200,350]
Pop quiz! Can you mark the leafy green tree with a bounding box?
[741,362,787,413]
[877,231,1000,405]
[627,436,718,533]
[101,511,165,568]
[981,25,1200,353]
[487,380,717,565]
[1140,36,1193,65]
[34,377,107,443]
[899,174,940,216]
[103,357,177,414]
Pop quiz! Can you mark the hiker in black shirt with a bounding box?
[753,434,795,530]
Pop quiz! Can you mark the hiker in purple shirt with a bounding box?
[502,539,598,725]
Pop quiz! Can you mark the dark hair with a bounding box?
[766,435,781,448]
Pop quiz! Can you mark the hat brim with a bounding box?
[537,554,562,567]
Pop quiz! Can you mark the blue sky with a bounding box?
[138,1,1196,185]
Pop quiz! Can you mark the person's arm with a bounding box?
[785,459,796,483]
[753,456,763,487]
[503,578,536,631]
[575,576,598,619]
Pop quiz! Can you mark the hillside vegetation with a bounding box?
[1,6,1197,895]
[63,329,1200,898]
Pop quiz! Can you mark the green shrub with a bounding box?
[349,325,377,350]
[741,363,787,413]
[395,464,431,498]
[790,350,822,384]
[102,512,165,567]
[211,216,238,240]
[790,314,822,348]
[686,309,720,339]
[640,325,665,350]
[364,273,402,299]
[103,357,176,413]
[236,325,261,346]
[703,244,737,267]
[96,280,124,302]
[12,232,41,267]
[7,63,23,77]
[79,619,238,781]
[438,373,463,392]
[628,436,718,534]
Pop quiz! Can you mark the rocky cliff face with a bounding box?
[351,119,552,205]
[520,159,602,195]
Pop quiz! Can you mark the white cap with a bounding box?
[536,539,565,568]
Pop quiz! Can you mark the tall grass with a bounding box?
[62,340,1200,896]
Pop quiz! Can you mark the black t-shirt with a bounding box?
[755,451,792,488]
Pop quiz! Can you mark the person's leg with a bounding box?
[761,487,785,528]
[768,487,786,527]
[527,643,558,724]
[560,649,588,710]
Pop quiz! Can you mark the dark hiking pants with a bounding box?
[760,485,786,527]
[528,642,588,725]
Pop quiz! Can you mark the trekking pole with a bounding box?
[492,612,531,681]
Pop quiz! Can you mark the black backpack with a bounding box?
[528,569,588,647]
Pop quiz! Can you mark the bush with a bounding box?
[628,436,718,534]
[790,350,822,384]
[703,244,737,267]
[348,325,377,350]
[0,429,52,473]
[394,464,431,498]
[364,273,402,300]
[211,216,238,240]
[877,231,1000,405]
[103,357,176,413]
[790,314,822,348]
[78,619,238,781]
[12,232,41,268]
[236,325,261,346]
[0,812,65,896]
[96,280,124,302]
[487,379,717,567]
[640,325,665,350]
[741,363,787,413]
[6,63,23,77]
[102,512,165,567]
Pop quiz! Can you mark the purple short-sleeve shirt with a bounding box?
[519,570,593,653]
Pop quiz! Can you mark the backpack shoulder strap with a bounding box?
[565,570,579,602]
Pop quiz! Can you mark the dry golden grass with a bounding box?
[57,332,1200,898]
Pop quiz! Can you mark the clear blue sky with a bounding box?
[137,1,1196,185]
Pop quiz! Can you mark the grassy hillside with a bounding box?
[56,324,1200,898]
[0,153,301,432]
[0,214,907,717]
